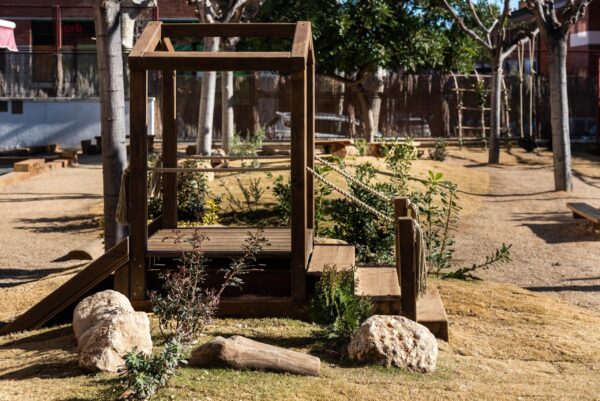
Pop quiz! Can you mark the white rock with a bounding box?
[79,311,153,373]
[211,148,228,168]
[73,290,134,348]
[347,315,438,373]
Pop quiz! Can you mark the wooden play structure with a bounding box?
[0,22,447,339]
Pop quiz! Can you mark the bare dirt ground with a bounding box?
[0,156,103,324]
[1,148,600,400]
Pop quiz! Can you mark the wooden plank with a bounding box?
[355,266,400,299]
[291,22,311,70]
[162,67,177,229]
[290,68,307,301]
[0,239,129,335]
[567,202,600,224]
[307,244,355,274]
[398,217,417,321]
[135,51,292,72]
[416,286,449,341]
[128,69,148,302]
[162,37,175,52]
[129,21,161,62]
[161,23,297,39]
[147,228,291,258]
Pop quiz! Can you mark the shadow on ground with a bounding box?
[14,214,100,234]
[0,263,85,289]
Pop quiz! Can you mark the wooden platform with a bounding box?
[355,266,449,340]
[147,227,291,258]
[567,202,600,226]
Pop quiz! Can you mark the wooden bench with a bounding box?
[567,202,600,230]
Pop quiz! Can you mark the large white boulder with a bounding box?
[79,311,153,373]
[73,290,134,350]
[73,290,152,373]
[347,315,438,373]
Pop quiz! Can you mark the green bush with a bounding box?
[329,162,396,264]
[428,138,449,161]
[310,265,372,345]
[148,159,208,222]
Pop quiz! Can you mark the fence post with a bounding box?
[394,197,417,321]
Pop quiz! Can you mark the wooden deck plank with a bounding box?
[307,244,355,274]
[147,227,292,257]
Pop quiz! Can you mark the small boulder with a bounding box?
[347,315,437,373]
[211,148,228,168]
[73,290,133,348]
[79,312,152,373]
[345,145,359,157]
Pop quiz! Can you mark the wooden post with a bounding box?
[290,68,307,301]
[306,50,315,236]
[162,67,177,228]
[394,197,417,321]
[129,69,148,302]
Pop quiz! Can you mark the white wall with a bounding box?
[0,98,154,149]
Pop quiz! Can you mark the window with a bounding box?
[0,101,7,112]
[11,100,23,114]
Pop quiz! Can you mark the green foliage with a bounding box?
[231,129,265,167]
[411,171,460,275]
[310,265,373,345]
[270,174,291,226]
[122,339,186,401]
[443,243,512,280]
[201,197,221,225]
[149,229,266,343]
[148,160,209,222]
[382,138,418,194]
[428,138,449,161]
[329,162,396,264]
[355,139,368,156]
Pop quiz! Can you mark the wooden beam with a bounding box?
[161,23,296,39]
[136,51,292,71]
[161,68,177,229]
[394,197,417,321]
[162,37,175,52]
[129,21,161,66]
[290,68,307,301]
[306,56,315,232]
[129,70,148,302]
[291,22,311,70]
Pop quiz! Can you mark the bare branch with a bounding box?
[501,27,539,60]
[439,0,493,50]
[467,0,491,33]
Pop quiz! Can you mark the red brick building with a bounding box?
[0,1,195,52]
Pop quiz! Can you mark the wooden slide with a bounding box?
[0,239,129,335]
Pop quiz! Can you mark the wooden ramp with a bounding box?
[0,239,129,335]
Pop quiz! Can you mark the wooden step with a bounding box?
[307,244,355,275]
[354,266,449,341]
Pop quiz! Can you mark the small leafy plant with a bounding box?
[310,265,372,346]
[121,339,186,401]
[382,138,418,194]
[443,243,512,280]
[428,138,449,161]
[225,176,266,220]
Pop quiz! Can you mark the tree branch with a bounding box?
[439,0,493,50]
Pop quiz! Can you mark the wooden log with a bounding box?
[190,335,320,376]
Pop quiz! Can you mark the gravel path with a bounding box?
[451,150,600,311]
[0,156,103,290]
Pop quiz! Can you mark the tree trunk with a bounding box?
[93,0,128,250]
[547,36,573,191]
[488,58,503,164]
[357,90,376,142]
[221,70,234,153]
[197,36,221,155]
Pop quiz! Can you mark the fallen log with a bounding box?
[189,335,320,376]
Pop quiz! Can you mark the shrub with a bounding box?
[224,176,266,220]
[231,129,265,167]
[148,159,209,222]
[121,338,186,401]
[270,174,291,226]
[382,138,418,194]
[355,138,367,156]
[329,162,396,264]
[428,138,449,161]
[310,265,372,345]
[149,228,266,342]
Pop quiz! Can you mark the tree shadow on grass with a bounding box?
[0,263,86,289]
[14,214,101,234]
[1,325,76,353]
[512,212,600,244]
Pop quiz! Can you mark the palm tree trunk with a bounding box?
[547,36,573,191]
[93,0,128,250]
[197,36,220,155]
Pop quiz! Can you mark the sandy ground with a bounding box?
[0,156,103,324]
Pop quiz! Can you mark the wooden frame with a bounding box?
[124,22,315,302]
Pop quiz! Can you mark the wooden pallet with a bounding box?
[567,202,600,228]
